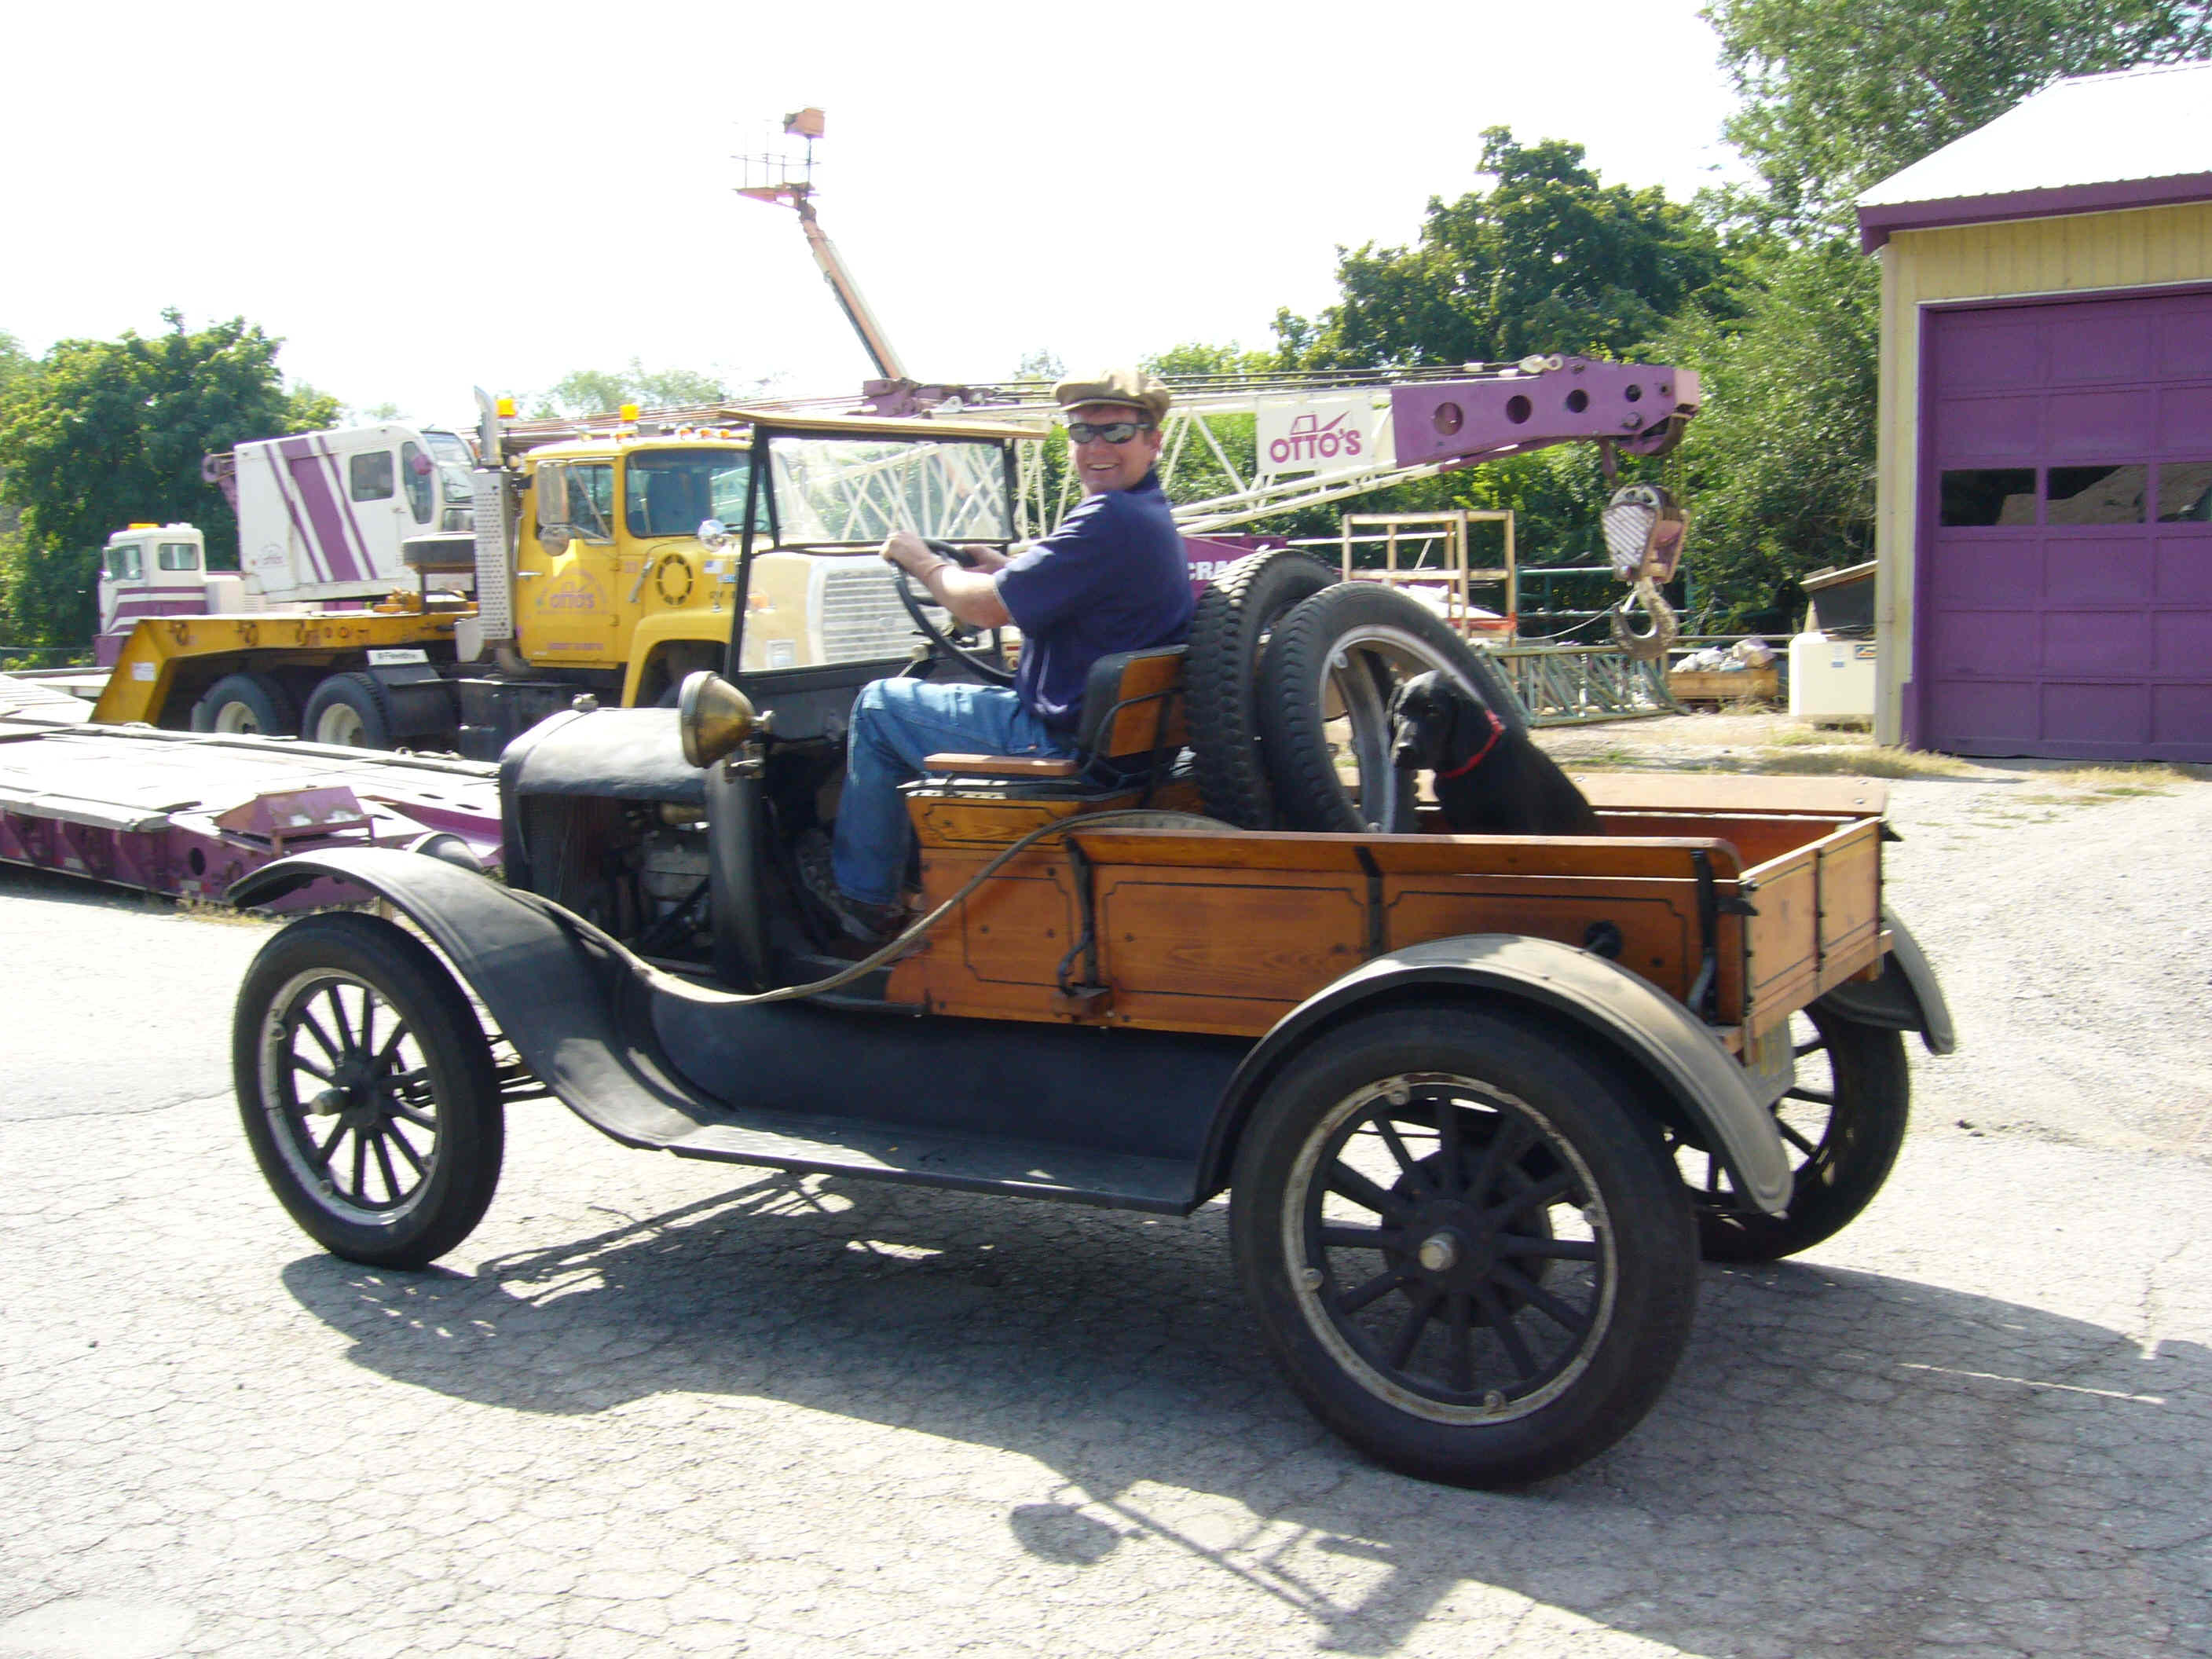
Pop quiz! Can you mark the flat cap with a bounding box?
[1052,366,1170,425]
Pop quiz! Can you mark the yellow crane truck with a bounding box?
[90,395,1040,760]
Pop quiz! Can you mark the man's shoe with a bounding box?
[796,829,905,945]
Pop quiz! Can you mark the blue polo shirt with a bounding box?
[994,471,1192,731]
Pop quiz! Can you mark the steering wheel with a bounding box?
[895,537,1016,685]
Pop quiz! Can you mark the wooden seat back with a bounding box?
[1073,645,1188,762]
[922,645,1187,781]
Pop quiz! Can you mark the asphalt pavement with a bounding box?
[3,756,2210,1659]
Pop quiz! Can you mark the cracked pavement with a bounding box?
[3,757,2210,1658]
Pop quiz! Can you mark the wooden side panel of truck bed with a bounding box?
[888,772,1890,1044]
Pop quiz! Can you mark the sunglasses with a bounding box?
[1064,420,1154,445]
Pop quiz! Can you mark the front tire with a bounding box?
[233,912,504,1267]
[1230,1004,1697,1487]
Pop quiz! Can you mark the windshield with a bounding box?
[626,448,756,538]
[423,430,474,466]
[767,435,1013,545]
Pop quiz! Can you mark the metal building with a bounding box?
[1858,60,2212,760]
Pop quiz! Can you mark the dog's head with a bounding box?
[1389,670,1495,773]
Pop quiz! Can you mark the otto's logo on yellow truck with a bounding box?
[539,571,607,613]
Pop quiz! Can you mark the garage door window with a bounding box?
[1939,467,2035,526]
[2157,462,2212,522]
[2047,464,2148,525]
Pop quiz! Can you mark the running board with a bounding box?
[666,1109,1196,1212]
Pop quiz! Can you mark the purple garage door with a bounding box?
[1917,289,2212,760]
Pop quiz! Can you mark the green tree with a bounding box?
[0,331,31,542]
[0,310,336,648]
[1657,241,1881,628]
[1276,128,1727,370]
[1710,0,2211,234]
[528,360,745,418]
[1672,0,2210,625]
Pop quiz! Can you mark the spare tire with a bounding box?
[1184,551,1338,827]
[1258,583,1529,833]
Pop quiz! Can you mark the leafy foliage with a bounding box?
[0,311,335,648]
[528,361,749,419]
[1276,129,1728,370]
[1656,242,1881,628]
[1710,0,2212,234]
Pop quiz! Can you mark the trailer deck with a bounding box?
[0,698,503,906]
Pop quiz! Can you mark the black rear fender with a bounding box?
[1200,934,1794,1215]
[1815,907,1956,1054]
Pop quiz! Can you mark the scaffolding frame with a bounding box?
[1339,511,1518,642]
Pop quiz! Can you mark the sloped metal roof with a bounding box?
[1857,60,2212,250]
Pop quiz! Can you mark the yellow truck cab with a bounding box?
[511,428,756,702]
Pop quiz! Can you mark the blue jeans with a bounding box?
[831,677,1076,905]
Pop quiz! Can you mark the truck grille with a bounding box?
[820,563,932,664]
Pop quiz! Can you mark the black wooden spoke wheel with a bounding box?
[1231,1005,1698,1488]
[234,912,504,1268]
[1673,1002,1910,1262]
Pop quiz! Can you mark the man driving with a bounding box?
[804,367,1193,945]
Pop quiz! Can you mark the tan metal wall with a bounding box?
[1871,201,2212,742]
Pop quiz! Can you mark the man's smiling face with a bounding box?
[1065,401,1163,496]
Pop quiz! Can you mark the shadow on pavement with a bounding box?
[282,1174,2212,1657]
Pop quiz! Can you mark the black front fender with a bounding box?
[231,848,709,1147]
[229,848,1248,1214]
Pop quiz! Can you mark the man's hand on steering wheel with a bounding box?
[884,531,1016,684]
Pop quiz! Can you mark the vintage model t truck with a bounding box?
[226,368,1953,1487]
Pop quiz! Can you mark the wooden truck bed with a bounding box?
[886,772,1889,1049]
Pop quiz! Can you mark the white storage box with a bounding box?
[1788,631,1877,719]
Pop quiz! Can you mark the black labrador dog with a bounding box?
[1389,670,1601,836]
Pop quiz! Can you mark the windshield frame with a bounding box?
[756,431,1019,551]
[726,426,1020,678]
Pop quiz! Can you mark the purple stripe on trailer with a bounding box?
[95,591,213,665]
[108,591,211,620]
[277,438,364,582]
[313,433,380,578]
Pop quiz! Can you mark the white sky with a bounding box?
[3,0,1749,427]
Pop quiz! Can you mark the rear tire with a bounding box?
[1185,551,1338,827]
[233,912,504,1267]
[1686,1005,1910,1262]
[302,672,396,749]
[192,672,297,736]
[1230,1003,1698,1487]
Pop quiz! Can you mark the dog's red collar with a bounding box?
[1434,709,1505,781]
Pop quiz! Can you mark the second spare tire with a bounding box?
[1184,550,1339,828]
